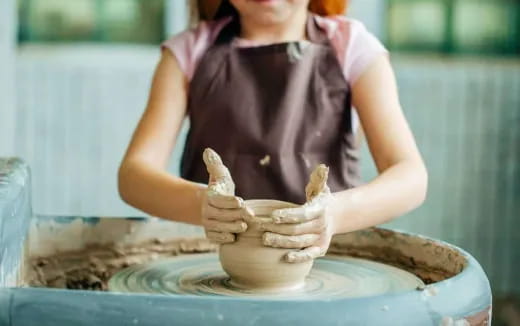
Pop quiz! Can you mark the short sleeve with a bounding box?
[161,28,197,79]
[161,18,230,81]
[332,18,389,86]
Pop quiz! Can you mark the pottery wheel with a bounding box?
[108,253,424,299]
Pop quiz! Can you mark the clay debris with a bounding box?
[27,238,216,291]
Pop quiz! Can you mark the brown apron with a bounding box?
[181,13,360,204]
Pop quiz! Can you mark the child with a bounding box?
[118,0,427,263]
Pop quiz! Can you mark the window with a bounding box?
[386,0,520,55]
[18,0,166,44]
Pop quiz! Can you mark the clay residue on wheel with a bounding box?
[329,228,467,284]
[26,228,467,291]
[27,238,217,291]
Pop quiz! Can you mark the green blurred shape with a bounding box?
[18,0,165,44]
[388,0,446,51]
[387,0,520,55]
[453,0,520,54]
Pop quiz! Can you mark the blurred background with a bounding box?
[0,0,518,324]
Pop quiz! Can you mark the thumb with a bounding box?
[305,164,329,201]
[203,148,235,194]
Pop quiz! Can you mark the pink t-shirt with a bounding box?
[161,15,388,129]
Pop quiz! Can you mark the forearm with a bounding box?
[331,159,428,234]
[118,160,206,225]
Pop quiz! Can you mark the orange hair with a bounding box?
[309,0,348,16]
[196,0,348,21]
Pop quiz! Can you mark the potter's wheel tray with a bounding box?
[108,253,424,299]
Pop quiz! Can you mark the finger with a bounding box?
[285,246,326,263]
[205,231,235,244]
[203,148,224,174]
[203,148,233,183]
[208,193,243,209]
[285,234,330,263]
[260,217,325,235]
[271,204,323,224]
[305,164,329,201]
[203,219,247,233]
[262,232,319,249]
[205,205,251,222]
[208,175,234,193]
[207,178,235,197]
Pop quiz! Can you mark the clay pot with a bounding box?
[219,200,314,291]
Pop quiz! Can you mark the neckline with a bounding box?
[232,36,310,48]
[215,13,329,46]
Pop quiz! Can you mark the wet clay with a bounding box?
[27,228,466,292]
[27,238,217,290]
[329,228,467,284]
[219,200,313,291]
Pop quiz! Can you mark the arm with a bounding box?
[118,49,205,225]
[331,54,428,232]
[118,51,250,240]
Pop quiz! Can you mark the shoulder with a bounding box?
[315,15,388,85]
[161,18,231,52]
[315,15,367,38]
[161,18,231,80]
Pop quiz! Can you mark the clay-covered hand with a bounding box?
[261,164,335,263]
[202,148,253,244]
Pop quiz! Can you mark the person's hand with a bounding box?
[202,148,253,244]
[261,164,335,263]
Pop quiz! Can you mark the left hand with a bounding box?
[260,164,335,263]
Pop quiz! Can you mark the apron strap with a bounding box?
[306,14,330,45]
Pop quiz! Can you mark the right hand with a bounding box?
[202,148,252,244]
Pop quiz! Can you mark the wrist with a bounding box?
[329,189,360,235]
[328,193,343,235]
